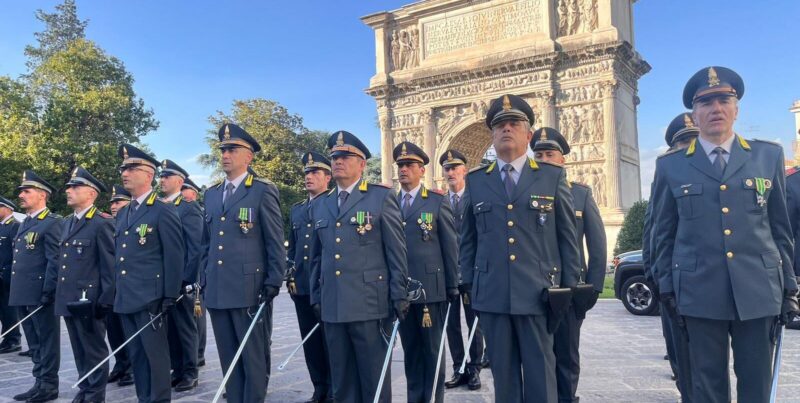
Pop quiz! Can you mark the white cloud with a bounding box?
[639,145,669,200]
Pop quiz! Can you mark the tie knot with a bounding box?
[502,164,514,172]
[131,200,139,207]
[339,190,349,199]
[404,193,412,200]
[713,147,726,155]
[225,183,235,190]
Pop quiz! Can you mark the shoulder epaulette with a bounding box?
[358,179,369,192]
[174,195,183,206]
[657,147,683,159]
[421,187,428,199]
[2,216,15,225]
[146,192,158,206]
[85,206,97,220]
[212,180,224,189]
[527,157,539,171]
[326,188,336,197]
[469,163,491,174]
[49,213,63,219]
[737,135,752,150]
[684,138,697,156]
[37,208,50,220]
[253,177,275,186]
[244,174,254,188]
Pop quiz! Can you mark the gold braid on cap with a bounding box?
[122,147,129,159]
[307,153,314,164]
[502,95,512,111]
[224,125,231,140]
[401,143,408,156]
[541,128,548,140]
[336,132,344,146]
[684,114,694,128]
[708,67,720,87]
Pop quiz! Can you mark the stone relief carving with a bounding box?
[393,128,423,147]
[557,61,613,80]
[557,0,598,36]
[567,165,606,206]
[557,83,603,104]
[389,26,420,71]
[557,104,603,145]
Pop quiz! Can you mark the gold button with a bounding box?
[221,217,226,221]
[683,189,688,194]
[119,257,125,262]
[61,277,65,281]
[336,238,341,243]
[722,207,729,214]
[122,244,127,248]
[124,231,129,235]
[304,256,308,260]
[720,184,727,191]
[724,229,732,236]
[218,245,223,250]
[304,245,308,249]
[335,254,341,260]
[63,254,68,258]
[62,265,66,269]
[335,270,341,276]
[507,221,514,227]
[307,223,312,228]
[379,275,383,280]
[121,270,126,275]
[726,252,733,259]
[305,234,310,238]
[510,255,516,261]
[507,204,513,210]
[218,260,223,265]
[219,231,224,236]
[336,222,341,227]
[508,238,515,244]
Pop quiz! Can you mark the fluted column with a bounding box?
[602,80,621,209]
[379,114,393,185]
[421,109,435,188]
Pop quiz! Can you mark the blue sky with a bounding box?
[1,1,798,198]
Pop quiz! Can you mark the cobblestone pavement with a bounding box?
[2,297,800,402]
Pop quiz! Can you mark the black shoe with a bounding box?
[198,358,206,367]
[25,389,58,403]
[480,357,490,368]
[444,372,467,388]
[304,390,326,403]
[0,342,21,354]
[663,354,669,360]
[467,371,481,390]
[171,377,181,387]
[13,386,38,401]
[671,374,677,381]
[107,368,126,383]
[71,393,85,403]
[117,373,134,387]
[19,349,32,357]
[174,378,198,392]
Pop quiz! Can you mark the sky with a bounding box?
[1,1,799,198]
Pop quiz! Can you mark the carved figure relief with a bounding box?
[389,26,420,71]
[557,0,598,36]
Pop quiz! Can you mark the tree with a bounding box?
[24,0,87,71]
[364,156,382,184]
[614,199,648,256]
[0,77,39,200]
[199,99,329,235]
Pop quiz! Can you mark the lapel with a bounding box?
[222,177,250,215]
[484,162,507,201]
[720,135,751,183]
[337,181,365,220]
[17,217,34,235]
[511,158,539,202]
[206,185,223,219]
[405,188,426,220]
[65,206,95,241]
[324,191,338,219]
[125,191,155,231]
[688,139,722,182]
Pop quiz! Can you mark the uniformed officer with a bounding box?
[393,142,458,403]
[57,167,116,403]
[180,177,208,365]
[439,150,485,391]
[651,66,799,402]
[531,127,607,403]
[642,113,698,402]
[115,144,185,403]
[0,196,22,355]
[287,151,333,403]
[309,130,409,403]
[158,159,203,392]
[203,123,285,403]
[459,94,581,402]
[10,170,62,402]
[105,185,134,387]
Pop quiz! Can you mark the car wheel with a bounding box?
[621,275,658,316]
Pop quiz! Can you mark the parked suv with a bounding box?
[612,250,659,316]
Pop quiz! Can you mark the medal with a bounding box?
[137,224,148,245]
[418,212,433,241]
[239,208,253,234]
[355,211,366,235]
[364,212,373,231]
[754,177,768,207]
[25,232,37,250]
[538,213,547,226]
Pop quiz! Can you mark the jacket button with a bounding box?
[507,221,514,227]
[507,204,513,210]
[336,222,341,227]
[63,254,68,258]
[219,231,224,236]
[64,243,69,247]
[124,231,129,235]
[304,256,308,260]
[119,257,125,262]
[510,255,516,261]
[220,217,226,221]
[15,249,18,253]
[724,229,732,236]
[720,184,727,191]
[62,265,66,269]
[307,223,312,228]
[304,245,308,249]
[508,238,515,244]
[218,245,223,250]
[218,260,223,265]
[305,234,310,238]
[721,207,729,214]
[122,244,126,248]
[336,238,341,243]
[121,270,127,275]
[157,274,160,278]
[335,270,341,276]
[402,222,406,226]
[726,252,734,259]
[61,277,65,281]
[379,275,383,280]
[335,254,341,260]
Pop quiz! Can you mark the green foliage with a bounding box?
[199,99,329,236]
[24,0,87,70]
[364,156,382,184]
[614,199,648,256]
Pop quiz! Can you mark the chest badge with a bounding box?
[238,208,254,234]
[137,224,149,245]
[24,232,38,250]
[352,211,373,235]
[418,212,433,241]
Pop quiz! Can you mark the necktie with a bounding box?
[223,182,234,208]
[502,164,516,198]
[451,194,460,210]
[712,147,727,175]
[338,191,349,209]
[68,216,78,233]
[402,193,412,218]
[127,200,139,226]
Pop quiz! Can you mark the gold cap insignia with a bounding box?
[307,153,314,164]
[224,125,231,140]
[684,114,694,128]
[122,147,129,159]
[71,167,79,178]
[161,160,168,169]
[502,95,512,111]
[401,143,408,156]
[708,67,720,87]
[22,171,27,181]
[336,132,344,146]
[447,151,454,162]
[541,128,548,140]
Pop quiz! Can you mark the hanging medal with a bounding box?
[239,208,253,234]
[754,177,768,207]
[418,212,433,241]
[137,224,149,245]
[355,211,366,235]
[364,212,373,231]
[25,232,37,250]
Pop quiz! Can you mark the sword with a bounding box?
[430,302,451,403]
[770,324,784,403]
[278,322,320,370]
[212,301,267,403]
[0,305,43,338]
[373,319,400,403]
[458,315,480,374]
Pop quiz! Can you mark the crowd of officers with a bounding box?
[0,64,793,403]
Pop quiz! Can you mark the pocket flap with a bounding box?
[243,263,261,274]
[425,264,440,274]
[72,239,92,247]
[672,255,697,271]
[473,202,491,214]
[672,184,703,198]
[315,219,328,229]
[363,270,386,283]
[761,251,781,268]
[474,259,488,272]
[292,223,300,230]
[742,178,773,190]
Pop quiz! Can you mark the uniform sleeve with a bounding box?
[381,190,409,302]
[159,205,185,299]
[41,218,63,296]
[555,170,581,288]
[652,158,678,294]
[766,150,797,292]
[641,197,653,282]
[286,206,298,269]
[309,213,322,306]
[582,188,607,292]
[1,222,19,272]
[180,203,205,284]
[97,219,116,306]
[459,178,478,286]
[437,196,459,291]
[259,184,287,288]
[198,210,209,287]
[786,175,800,277]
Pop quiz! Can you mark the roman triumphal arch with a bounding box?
[363,0,650,250]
